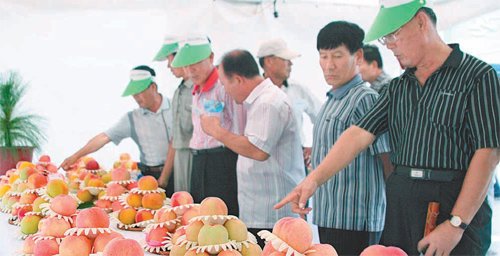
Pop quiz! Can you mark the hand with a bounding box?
[59,155,79,171]
[158,170,170,188]
[303,147,312,169]
[417,220,464,256]
[200,114,222,137]
[274,176,318,218]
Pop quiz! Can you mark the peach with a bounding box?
[171,226,186,244]
[17,161,35,170]
[33,197,48,212]
[76,207,110,228]
[0,184,11,197]
[135,209,154,223]
[27,173,47,189]
[111,167,130,181]
[39,155,51,162]
[83,173,98,186]
[120,153,131,161]
[155,209,178,231]
[224,218,248,242]
[87,178,104,188]
[17,181,29,192]
[23,235,36,254]
[50,194,77,216]
[8,173,20,184]
[102,237,144,256]
[240,243,263,256]
[154,208,170,222]
[95,199,112,209]
[181,205,201,225]
[118,207,137,225]
[40,216,72,238]
[106,183,126,196]
[199,197,228,216]
[171,191,194,207]
[20,167,37,181]
[85,159,100,170]
[6,195,20,209]
[111,200,124,212]
[126,193,143,208]
[59,235,92,256]
[306,244,338,256]
[272,217,313,253]
[142,192,163,210]
[185,250,210,256]
[137,175,158,190]
[170,245,189,256]
[101,173,112,184]
[93,231,124,253]
[46,179,69,197]
[33,238,59,256]
[17,204,33,220]
[126,181,138,190]
[46,164,58,173]
[20,192,38,204]
[20,214,41,235]
[76,189,93,202]
[360,245,408,256]
[186,220,204,242]
[198,224,229,246]
[69,181,80,192]
[262,243,283,256]
[146,226,170,246]
[98,190,106,199]
[219,250,243,256]
[113,161,121,169]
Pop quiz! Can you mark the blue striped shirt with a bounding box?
[311,74,390,231]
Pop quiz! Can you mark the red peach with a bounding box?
[126,181,138,190]
[171,191,194,207]
[102,237,144,256]
[50,194,77,216]
[306,244,338,256]
[95,199,112,209]
[111,167,131,181]
[27,173,47,189]
[59,235,92,256]
[85,160,100,170]
[75,207,110,228]
[111,200,124,212]
[181,205,201,225]
[360,245,408,256]
[186,220,204,242]
[135,209,154,223]
[33,238,59,256]
[40,216,72,238]
[23,235,36,254]
[219,250,243,256]
[146,226,170,246]
[240,243,263,256]
[93,231,124,253]
[106,183,126,196]
[39,155,51,162]
[46,179,69,197]
[199,197,228,216]
[20,192,38,204]
[272,217,313,253]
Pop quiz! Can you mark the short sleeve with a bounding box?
[246,102,289,154]
[105,113,132,145]
[467,68,500,149]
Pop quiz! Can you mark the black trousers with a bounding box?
[318,227,382,255]
[381,170,491,255]
[138,164,175,198]
[190,147,239,217]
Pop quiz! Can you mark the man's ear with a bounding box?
[354,49,363,65]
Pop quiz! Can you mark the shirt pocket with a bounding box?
[428,89,467,127]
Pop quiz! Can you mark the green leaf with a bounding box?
[77,201,94,209]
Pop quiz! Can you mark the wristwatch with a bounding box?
[449,215,468,230]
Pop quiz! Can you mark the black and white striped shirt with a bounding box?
[357,44,500,171]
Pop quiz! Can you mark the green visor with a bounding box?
[171,36,212,68]
[121,70,154,97]
[153,42,179,61]
[364,0,426,43]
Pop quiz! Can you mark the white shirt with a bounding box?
[237,79,305,228]
[281,81,321,147]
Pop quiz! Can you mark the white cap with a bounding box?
[256,38,301,60]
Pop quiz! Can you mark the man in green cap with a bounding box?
[171,35,246,217]
[153,36,195,193]
[275,1,500,255]
[60,65,175,196]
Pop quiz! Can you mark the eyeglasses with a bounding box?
[378,27,403,46]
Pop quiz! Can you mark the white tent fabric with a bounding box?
[0,0,499,168]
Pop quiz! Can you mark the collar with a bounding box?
[403,43,463,77]
[192,68,218,95]
[181,79,194,89]
[140,94,170,115]
[326,74,363,99]
[244,78,273,105]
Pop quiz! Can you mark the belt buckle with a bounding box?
[410,168,425,179]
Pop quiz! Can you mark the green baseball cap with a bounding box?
[121,68,155,97]
[171,36,212,68]
[364,0,426,43]
[153,36,182,61]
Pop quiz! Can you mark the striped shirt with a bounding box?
[371,71,392,93]
[357,44,500,171]
[237,79,305,228]
[312,74,390,231]
[190,68,246,150]
[106,95,172,166]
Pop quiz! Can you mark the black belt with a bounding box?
[190,146,226,156]
[394,166,465,182]
[137,162,164,172]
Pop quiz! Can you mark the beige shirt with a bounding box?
[172,79,194,149]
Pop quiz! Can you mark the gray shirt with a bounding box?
[105,95,172,166]
[370,71,392,93]
[172,79,194,149]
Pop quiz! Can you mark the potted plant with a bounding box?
[0,71,46,175]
